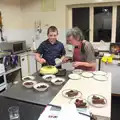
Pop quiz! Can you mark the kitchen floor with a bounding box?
[111,96,120,120]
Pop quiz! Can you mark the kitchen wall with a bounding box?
[0,0,24,42]
[20,0,120,49]
[1,0,120,49]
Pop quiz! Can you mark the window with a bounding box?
[116,6,120,43]
[72,8,89,41]
[94,7,112,42]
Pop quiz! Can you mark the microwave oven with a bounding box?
[0,40,26,54]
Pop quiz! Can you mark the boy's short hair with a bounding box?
[47,26,58,35]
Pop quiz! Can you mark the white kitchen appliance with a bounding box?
[0,64,7,91]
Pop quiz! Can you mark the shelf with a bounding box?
[5,66,21,75]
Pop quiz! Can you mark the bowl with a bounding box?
[33,83,49,91]
[42,75,56,82]
[22,76,35,81]
[51,77,65,85]
[22,80,37,88]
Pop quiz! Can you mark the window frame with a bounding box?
[66,3,119,43]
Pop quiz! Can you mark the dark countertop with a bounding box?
[1,71,70,106]
[0,96,45,120]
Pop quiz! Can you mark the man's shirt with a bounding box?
[36,39,65,65]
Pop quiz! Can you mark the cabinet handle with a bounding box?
[22,58,24,61]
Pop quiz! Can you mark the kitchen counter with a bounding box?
[1,71,69,105]
[50,73,111,118]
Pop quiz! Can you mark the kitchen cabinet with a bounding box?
[19,52,36,78]
[20,54,29,77]
[100,60,120,94]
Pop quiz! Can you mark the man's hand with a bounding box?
[39,58,46,64]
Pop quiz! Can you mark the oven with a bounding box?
[0,64,7,91]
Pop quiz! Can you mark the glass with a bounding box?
[116,6,120,42]
[72,7,89,41]
[94,7,112,42]
[8,106,20,120]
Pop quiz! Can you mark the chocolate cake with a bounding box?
[66,90,78,97]
[75,99,87,108]
[92,95,105,104]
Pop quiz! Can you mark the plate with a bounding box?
[62,89,82,99]
[22,76,35,81]
[68,74,81,80]
[22,80,37,88]
[42,75,56,82]
[72,69,83,74]
[93,71,107,76]
[51,77,65,85]
[33,83,49,91]
[70,98,89,108]
[93,75,108,81]
[81,72,93,78]
[87,94,107,108]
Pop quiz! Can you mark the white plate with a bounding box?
[72,69,83,74]
[33,83,49,91]
[93,71,107,76]
[70,98,89,108]
[22,76,35,81]
[87,94,107,108]
[93,75,108,81]
[81,72,93,78]
[22,80,37,88]
[51,77,65,85]
[68,74,81,80]
[42,75,56,82]
[62,89,82,99]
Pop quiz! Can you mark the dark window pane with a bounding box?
[72,8,89,41]
[94,7,112,42]
[116,6,120,43]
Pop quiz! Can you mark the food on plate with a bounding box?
[45,76,52,81]
[37,85,47,89]
[92,95,105,104]
[40,66,58,75]
[66,90,78,97]
[24,82,33,85]
[24,77,31,80]
[75,99,87,108]
[55,79,63,83]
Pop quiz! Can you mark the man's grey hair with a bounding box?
[66,27,85,41]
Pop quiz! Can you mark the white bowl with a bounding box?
[33,83,49,91]
[51,77,65,85]
[42,75,56,82]
[23,80,37,88]
[72,69,83,74]
[22,76,35,81]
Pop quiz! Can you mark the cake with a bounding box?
[66,90,78,97]
[40,66,58,75]
[92,95,105,104]
[75,99,87,108]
